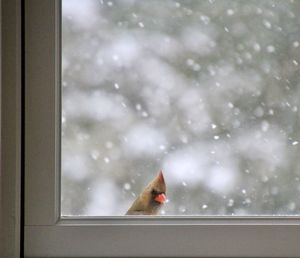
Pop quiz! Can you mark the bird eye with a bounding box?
[151,189,158,195]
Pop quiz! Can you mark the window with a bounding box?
[25,0,300,257]
[62,0,300,217]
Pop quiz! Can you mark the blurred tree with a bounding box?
[61,0,300,216]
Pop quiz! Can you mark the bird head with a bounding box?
[126,170,167,215]
[149,171,167,204]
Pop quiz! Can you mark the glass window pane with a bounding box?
[61,0,300,216]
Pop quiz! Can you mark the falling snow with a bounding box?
[263,20,272,29]
[123,183,131,190]
[228,199,234,207]
[228,102,234,109]
[293,41,299,48]
[226,9,234,16]
[62,0,300,216]
[266,45,276,53]
[253,43,261,52]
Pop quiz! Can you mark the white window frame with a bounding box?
[24,1,300,257]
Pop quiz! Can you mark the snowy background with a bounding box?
[61,0,300,215]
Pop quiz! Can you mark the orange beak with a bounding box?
[154,193,166,204]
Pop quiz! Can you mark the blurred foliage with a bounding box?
[61,0,300,215]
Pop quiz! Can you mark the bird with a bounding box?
[126,170,167,215]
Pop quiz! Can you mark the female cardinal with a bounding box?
[126,171,167,215]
